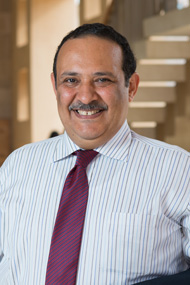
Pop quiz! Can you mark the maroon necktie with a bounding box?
[45,149,98,284]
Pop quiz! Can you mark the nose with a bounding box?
[76,81,98,104]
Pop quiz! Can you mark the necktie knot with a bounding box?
[75,149,98,168]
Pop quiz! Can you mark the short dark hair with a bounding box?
[53,23,136,86]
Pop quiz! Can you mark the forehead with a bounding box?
[57,36,123,68]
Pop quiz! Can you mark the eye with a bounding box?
[97,78,110,82]
[95,77,113,86]
[63,77,79,86]
[65,78,77,83]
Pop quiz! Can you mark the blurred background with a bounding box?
[0,0,190,165]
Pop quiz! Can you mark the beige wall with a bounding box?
[12,0,79,149]
[30,0,79,142]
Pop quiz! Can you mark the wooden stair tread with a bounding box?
[143,6,190,37]
[133,40,190,59]
[137,63,186,81]
[128,105,166,123]
[135,86,176,102]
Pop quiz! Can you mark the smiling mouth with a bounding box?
[76,110,102,116]
[69,101,108,117]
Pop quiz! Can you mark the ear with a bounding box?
[128,72,139,102]
[51,72,57,98]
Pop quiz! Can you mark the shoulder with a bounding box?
[8,135,64,161]
[0,135,65,184]
[131,130,190,157]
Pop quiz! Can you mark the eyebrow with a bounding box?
[93,72,115,78]
[60,72,79,78]
[59,71,116,79]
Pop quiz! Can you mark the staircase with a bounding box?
[100,2,190,151]
[130,6,190,150]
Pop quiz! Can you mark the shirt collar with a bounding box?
[95,120,132,162]
[53,120,132,163]
[53,133,79,162]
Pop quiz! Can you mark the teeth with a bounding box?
[77,110,100,115]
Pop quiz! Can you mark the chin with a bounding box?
[76,127,104,138]
[78,134,100,141]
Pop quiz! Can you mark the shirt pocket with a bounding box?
[99,212,181,282]
[0,256,11,284]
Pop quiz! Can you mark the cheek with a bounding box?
[103,89,128,108]
[97,88,119,105]
[56,89,74,106]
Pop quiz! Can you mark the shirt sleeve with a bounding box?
[0,155,13,281]
[0,209,3,262]
[0,160,6,262]
[181,203,190,265]
[0,154,13,261]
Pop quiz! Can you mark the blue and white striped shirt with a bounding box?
[0,120,190,284]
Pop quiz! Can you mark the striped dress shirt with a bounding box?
[0,120,190,284]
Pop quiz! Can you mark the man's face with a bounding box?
[52,36,139,149]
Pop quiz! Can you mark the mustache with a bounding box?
[69,101,108,111]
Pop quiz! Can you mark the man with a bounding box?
[0,23,190,284]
